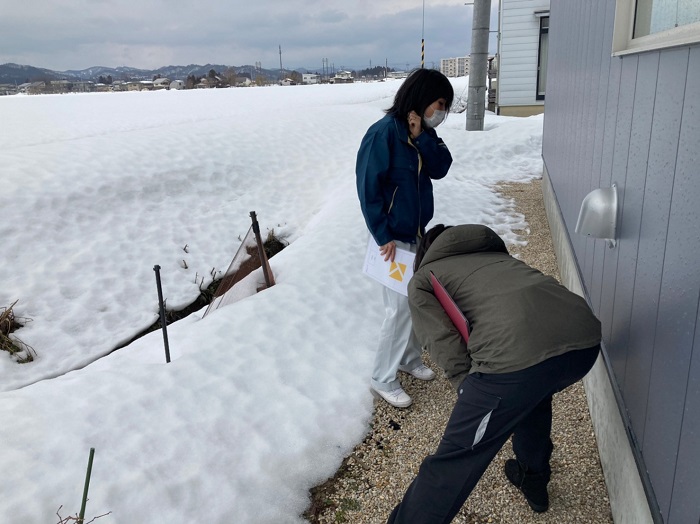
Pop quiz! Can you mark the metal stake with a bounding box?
[153,265,171,363]
[78,447,95,524]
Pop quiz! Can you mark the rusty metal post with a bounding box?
[250,211,273,288]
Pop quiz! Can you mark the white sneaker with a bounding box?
[400,363,436,381]
[371,386,412,408]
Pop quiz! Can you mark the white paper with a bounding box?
[362,236,416,296]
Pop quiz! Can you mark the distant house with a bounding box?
[50,80,72,93]
[0,83,17,96]
[330,70,353,84]
[26,82,46,95]
[387,71,408,79]
[235,76,252,87]
[279,78,296,86]
[495,0,550,116]
[125,81,151,91]
[198,76,227,88]
[169,80,185,90]
[153,78,170,90]
[302,73,320,85]
[72,81,95,93]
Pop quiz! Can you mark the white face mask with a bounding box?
[423,109,446,129]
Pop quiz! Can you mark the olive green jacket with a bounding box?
[408,224,602,390]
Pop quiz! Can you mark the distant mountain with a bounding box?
[61,65,154,81]
[0,63,79,84]
[0,62,320,85]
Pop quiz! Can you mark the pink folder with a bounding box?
[430,271,470,343]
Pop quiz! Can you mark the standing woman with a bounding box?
[356,68,454,408]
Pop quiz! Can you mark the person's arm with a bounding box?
[356,128,393,247]
[413,128,452,180]
[408,271,471,390]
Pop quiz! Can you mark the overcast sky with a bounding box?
[0,0,500,72]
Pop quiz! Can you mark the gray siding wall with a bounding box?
[542,1,700,523]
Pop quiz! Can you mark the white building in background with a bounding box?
[440,56,469,77]
[153,78,171,90]
[387,71,408,79]
[330,70,354,84]
[302,73,320,84]
[495,0,550,116]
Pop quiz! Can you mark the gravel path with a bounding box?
[304,179,613,524]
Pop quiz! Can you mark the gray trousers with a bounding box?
[371,240,423,392]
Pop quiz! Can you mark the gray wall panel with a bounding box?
[592,44,622,320]
[589,2,618,318]
[583,2,610,296]
[572,1,591,261]
[580,3,593,258]
[610,53,659,391]
[593,56,622,318]
[581,1,602,287]
[601,56,638,384]
[670,295,700,524]
[624,48,688,448]
[644,46,700,522]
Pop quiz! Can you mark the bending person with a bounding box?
[356,69,454,408]
[388,224,602,523]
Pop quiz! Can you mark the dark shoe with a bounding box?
[504,459,549,512]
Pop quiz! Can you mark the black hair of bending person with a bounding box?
[414,224,453,273]
[385,69,455,121]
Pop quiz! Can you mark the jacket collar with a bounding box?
[388,114,411,143]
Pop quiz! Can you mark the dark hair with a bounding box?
[414,224,452,272]
[386,69,455,121]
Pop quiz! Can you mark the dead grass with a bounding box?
[0,300,35,363]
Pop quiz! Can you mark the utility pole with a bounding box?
[279,45,283,81]
[421,0,426,68]
[466,0,491,131]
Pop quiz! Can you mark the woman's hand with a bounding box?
[379,241,397,262]
[407,111,422,139]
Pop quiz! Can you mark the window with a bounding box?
[536,16,549,101]
[613,0,700,55]
[635,0,700,37]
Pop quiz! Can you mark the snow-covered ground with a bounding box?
[0,78,544,523]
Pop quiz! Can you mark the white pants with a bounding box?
[371,240,423,392]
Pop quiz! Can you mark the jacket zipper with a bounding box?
[388,187,398,214]
[408,138,422,238]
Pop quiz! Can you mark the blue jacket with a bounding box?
[356,114,452,246]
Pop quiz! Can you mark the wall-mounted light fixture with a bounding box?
[575,183,618,248]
